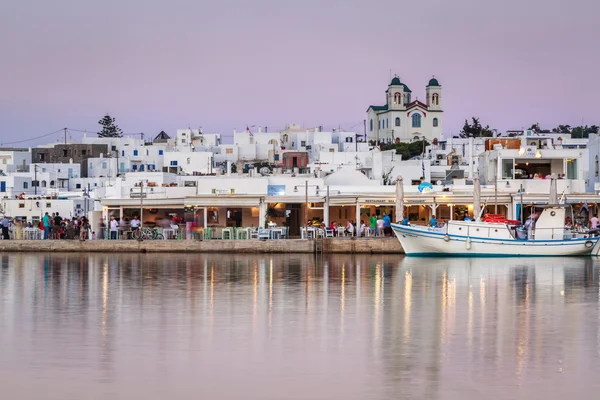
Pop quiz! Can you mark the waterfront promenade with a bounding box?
[0,237,403,254]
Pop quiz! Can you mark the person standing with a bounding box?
[376,216,384,237]
[110,216,119,240]
[1,215,10,240]
[53,212,62,240]
[369,213,377,234]
[130,215,140,233]
[42,212,51,240]
[383,213,391,236]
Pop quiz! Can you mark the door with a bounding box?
[286,204,301,237]
[0,181,5,193]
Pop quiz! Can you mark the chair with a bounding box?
[316,228,325,238]
[325,228,334,238]
[250,228,259,239]
[222,227,233,240]
[203,227,213,240]
[258,228,271,240]
[236,227,248,240]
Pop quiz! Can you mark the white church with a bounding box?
[367,76,443,143]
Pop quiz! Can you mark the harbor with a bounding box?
[0,236,402,253]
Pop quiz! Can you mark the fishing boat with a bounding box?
[392,206,600,257]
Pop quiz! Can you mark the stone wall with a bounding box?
[0,238,403,254]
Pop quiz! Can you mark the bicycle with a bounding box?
[132,227,164,241]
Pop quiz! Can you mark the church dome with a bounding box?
[390,77,402,86]
[428,77,440,87]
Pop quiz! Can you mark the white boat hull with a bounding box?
[391,223,599,257]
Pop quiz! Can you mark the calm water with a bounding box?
[1,254,600,399]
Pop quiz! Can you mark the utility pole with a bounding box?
[34,165,37,195]
[304,180,308,228]
[64,128,67,144]
[363,119,366,144]
[140,180,144,229]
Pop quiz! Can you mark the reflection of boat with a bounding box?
[392,206,600,257]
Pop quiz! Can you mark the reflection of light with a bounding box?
[102,263,108,337]
[374,264,381,340]
[468,284,473,351]
[268,258,273,334]
[340,264,346,337]
[253,263,258,318]
[403,270,412,343]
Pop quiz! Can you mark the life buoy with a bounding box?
[585,241,594,249]
[444,235,450,242]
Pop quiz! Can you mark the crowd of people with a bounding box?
[0,212,91,240]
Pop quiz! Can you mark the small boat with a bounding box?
[391,206,600,257]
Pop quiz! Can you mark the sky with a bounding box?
[1,0,599,145]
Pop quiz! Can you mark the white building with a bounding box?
[367,76,443,143]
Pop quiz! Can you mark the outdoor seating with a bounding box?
[325,228,334,238]
[222,227,233,240]
[257,228,270,240]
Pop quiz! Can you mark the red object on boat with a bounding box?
[482,214,520,225]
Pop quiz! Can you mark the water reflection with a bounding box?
[1,254,600,399]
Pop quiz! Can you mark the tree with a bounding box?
[382,166,395,185]
[380,139,429,160]
[459,117,494,138]
[551,125,571,134]
[571,125,599,139]
[97,114,123,138]
[528,123,551,133]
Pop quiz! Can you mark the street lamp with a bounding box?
[294,181,320,231]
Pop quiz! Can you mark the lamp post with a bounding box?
[294,180,321,235]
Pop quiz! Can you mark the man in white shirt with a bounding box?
[110,216,119,240]
[130,216,140,232]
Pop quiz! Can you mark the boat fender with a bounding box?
[585,240,594,249]
[466,238,472,250]
[444,235,450,242]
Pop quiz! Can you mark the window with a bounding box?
[274,154,280,161]
[19,203,25,208]
[187,158,191,164]
[378,120,381,129]
[181,139,186,144]
[23,182,28,189]
[122,150,125,157]
[133,150,138,156]
[170,161,178,166]
[432,93,439,106]
[46,203,51,208]
[370,119,373,131]
[76,184,81,189]
[501,159,514,179]
[395,117,400,127]
[394,92,401,104]
[566,159,578,179]
[225,148,233,154]
[42,168,46,172]
[159,150,163,155]
[32,181,39,187]
[63,149,68,157]
[146,149,149,156]
[595,155,599,177]
[50,180,55,187]
[132,164,138,171]
[301,141,306,147]
[345,137,353,143]
[433,118,439,127]
[102,162,107,169]
[81,149,87,155]
[412,113,422,128]
[41,180,47,187]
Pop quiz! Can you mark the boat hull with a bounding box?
[391,223,599,257]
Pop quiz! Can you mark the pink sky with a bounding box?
[0,0,598,145]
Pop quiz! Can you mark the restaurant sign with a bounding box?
[267,185,286,196]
